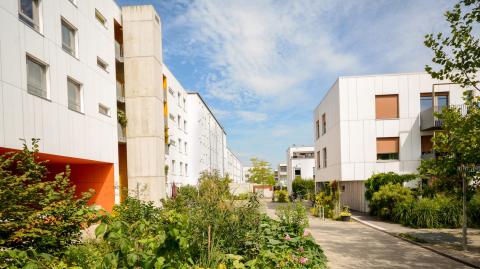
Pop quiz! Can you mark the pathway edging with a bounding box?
[351,216,480,269]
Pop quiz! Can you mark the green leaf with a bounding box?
[95,223,107,238]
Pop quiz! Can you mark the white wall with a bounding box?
[225,148,243,182]
[313,72,465,211]
[286,146,315,193]
[337,73,464,181]
[186,93,227,184]
[163,65,189,190]
[0,0,121,199]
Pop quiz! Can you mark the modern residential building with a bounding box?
[0,0,122,211]
[163,65,189,194]
[186,93,228,185]
[313,72,465,212]
[277,164,287,187]
[0,0,242,209]
[225,148,244,182]
[286,146,315,193]
[243,166,253,182]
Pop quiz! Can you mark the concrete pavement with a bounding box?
[264,201,472,268]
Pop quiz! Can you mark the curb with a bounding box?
[351,216,480,269]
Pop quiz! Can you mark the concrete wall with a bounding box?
[0,0,121,205]
[225,148,244,182]
[122,5,165,205]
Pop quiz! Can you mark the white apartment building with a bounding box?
[286,146,315,193]
[163,65,189,193]
[314,72,464,212]
[0,0,122,211]
[186,93,228,185]
[0,1,242,208]
[243,166,252,182]
[277,164,287,187]
[225,148,243,182]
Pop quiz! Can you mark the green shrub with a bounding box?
[392,200,415,225]
[275,202,309,234]
[364,172,416,202]
[112,196,161,223]
[63,240,110,268]
[274,190,288,203]
[0,140,98,254]
[292,177,315,198]
[436,196,462,228]
[369,183,414,220]
[469,191,480,227]
[409,198,440,228]
[235,192,251,200]
[314,191,334,218]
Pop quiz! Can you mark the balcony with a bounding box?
[420,104,467,131]
[115,41,124,62]
[116,81,125,102]
[118,123,126,143]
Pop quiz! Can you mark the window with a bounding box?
[171,160,175,174]
[185,164,188,176]
[168,87,174,95]
[322,148,327,168]
[294,169,301,177]
[178,93,181,106]
[67,78,82,112]
[315,120,320,139]
[184,142,187,154]
[178,138,182,153]
[183,98,186,111]
[317,151,321,168]
[184,120,187,132]
[19,0,40,31]
[420,92,449,112]
[95,9,106,26]
[97,57,108,71]
[178,115,182,129]
[26,55,48,98]
[169,113,175,121]
[61,19,77,56]
[376,137,399,160]
[322,113,326,134]
[98,104,110,116]
[375,94,399,119]
[180,162,183,176]
[421,135,433,155]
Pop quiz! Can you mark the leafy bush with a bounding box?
[469,191,480,227]
[292,177,315,199]
[364,172,416,202]
[234,192,251,200]
[274,190,288,203]
[275,202,309,234]
[314,191,333,218]
[393,196,462,228]
[111,196,161,223]
[0,140,98,253]
[369,183,414,220]
[62,240,110,268]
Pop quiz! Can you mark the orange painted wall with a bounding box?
[0,147,115,212]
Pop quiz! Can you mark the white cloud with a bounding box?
[236,111,268,122]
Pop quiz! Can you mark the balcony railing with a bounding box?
[116,81,125,102]
[115,41,124,61]
[118,123,126,143]
[420,104,468,131]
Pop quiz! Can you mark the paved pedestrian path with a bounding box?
[351,211,480,268]
[264,201,472,268]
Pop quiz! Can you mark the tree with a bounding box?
[0,139,98,253]
[424,0,480,92]
[423,0,480,250]
[247,158,275,185]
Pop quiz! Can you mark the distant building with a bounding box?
[243,166,253,182]
[277,164,287,187]
[286,146,315,193]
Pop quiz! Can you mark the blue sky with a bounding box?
[117,0,454,167]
